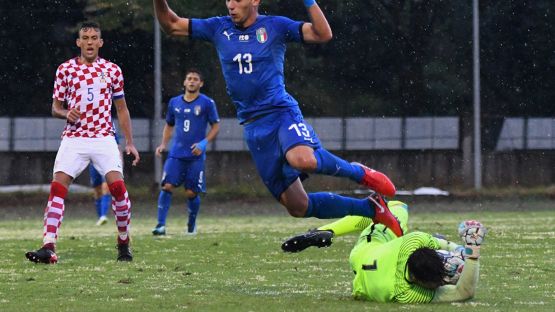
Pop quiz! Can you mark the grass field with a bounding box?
[1,200,554,311]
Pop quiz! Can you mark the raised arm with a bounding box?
[301,1,333,43]
[153,0,190,36]
[432,220,487,303]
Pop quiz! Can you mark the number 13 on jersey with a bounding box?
[233,53,253,74]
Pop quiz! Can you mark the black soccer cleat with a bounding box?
[282,229,334,253]
[117,243,133,262]
[25,247,58,264]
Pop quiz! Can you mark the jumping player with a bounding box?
[152,0,402,236]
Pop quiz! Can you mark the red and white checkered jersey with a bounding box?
[52,57,124,138]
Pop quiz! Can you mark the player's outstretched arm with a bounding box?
[432,220,487,302]
[301,1,332,43]
[114,97,140,166]
[153,0,190,36]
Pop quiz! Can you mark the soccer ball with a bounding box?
[436,250,465,285]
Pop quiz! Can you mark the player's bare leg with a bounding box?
[279,179,309,217]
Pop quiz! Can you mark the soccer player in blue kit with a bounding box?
[153,0,402,236]
[152,69,220,235]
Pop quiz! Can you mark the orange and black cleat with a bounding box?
[353,162,396,197]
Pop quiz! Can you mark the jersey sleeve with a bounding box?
[190,17,221,42]
[52,64,67,101]
[432,259,479,302]
[112,64,125,99]
[207,99,220,124]
[272,16,303,43]
[165,100,175,126]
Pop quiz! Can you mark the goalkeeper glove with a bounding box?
[458,220,487,259]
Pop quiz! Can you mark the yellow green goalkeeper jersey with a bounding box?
[350,231,440,303]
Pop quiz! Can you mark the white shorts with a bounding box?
[53,137,123,179]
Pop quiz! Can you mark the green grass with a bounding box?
[1,209,554,311]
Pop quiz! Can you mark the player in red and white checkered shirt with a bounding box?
[25,22,140,264]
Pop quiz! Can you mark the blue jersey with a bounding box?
[166,93,219,159]
[191,15,304,123]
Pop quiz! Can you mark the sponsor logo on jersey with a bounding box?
[194,105,202,116]
[256,28,268,43]
[184,108,191,113]
[239,34,249,42]
[175,107,181,113]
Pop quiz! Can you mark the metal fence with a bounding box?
[0,116,553,152]
[0,116,459,152]
[495,117,555,150]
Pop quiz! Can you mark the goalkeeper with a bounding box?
[282,199,487,303]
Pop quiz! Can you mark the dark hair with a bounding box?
[78,22,101,37]
[406,248,447,289]
[185,68,204,81]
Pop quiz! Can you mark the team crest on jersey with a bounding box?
[194,105,201,116]
[256,28,268,43]
[99,71,106,83]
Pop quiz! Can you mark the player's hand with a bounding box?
[66,108,81,123]
[191,139,207,156]
[458,220,487,259]
[125,144,140,166]
[155,144,166,157]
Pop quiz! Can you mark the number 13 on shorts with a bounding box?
[288,122,318,144]
[289,123,310,138]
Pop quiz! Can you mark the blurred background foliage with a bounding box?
[0,0,553,119]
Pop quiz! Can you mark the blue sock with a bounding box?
[188,196,200,227]
[100,194,111,217]
[313,148,364,182]
[304,192,374,219]
[157,190,172,225]
[94,198,102,218]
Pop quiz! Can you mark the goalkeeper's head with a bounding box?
[407,247,448,289]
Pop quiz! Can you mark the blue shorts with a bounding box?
[89,165,105,187]
[244,108,321,200]
[161,156,206,193]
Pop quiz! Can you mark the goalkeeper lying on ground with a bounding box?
[282,199,487,303]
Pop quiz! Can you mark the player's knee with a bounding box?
[161,183,174,192]
[282,201,308,218]
[288,154,317,172]
[184,189,197,198]
[286,206,306,218]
